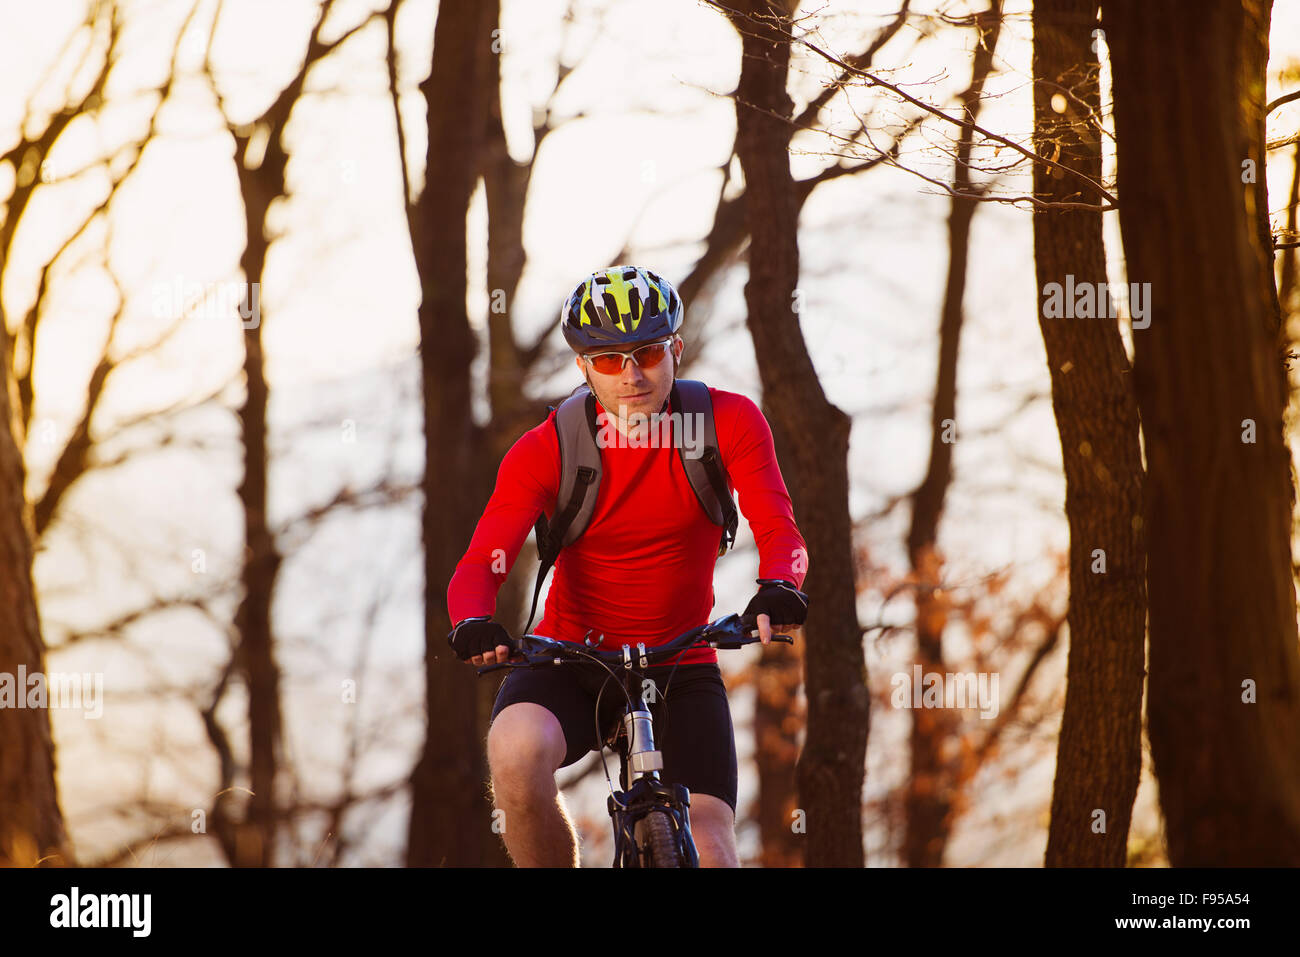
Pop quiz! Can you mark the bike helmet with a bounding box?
[560,265,684,352]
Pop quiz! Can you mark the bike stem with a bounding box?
[621,643,664,787]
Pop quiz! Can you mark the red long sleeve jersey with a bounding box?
[447,387,808,666]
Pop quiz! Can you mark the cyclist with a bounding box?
[446,265,809,867]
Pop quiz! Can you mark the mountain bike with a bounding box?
[476,612,795,867]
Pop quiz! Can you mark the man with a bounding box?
[446,265,809,867]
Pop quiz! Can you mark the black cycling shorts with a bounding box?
[489,660,739,814]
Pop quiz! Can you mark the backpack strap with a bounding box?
[524,387,602,634]
[671,380,739,557]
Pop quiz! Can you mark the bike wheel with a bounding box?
[637,810,684,868]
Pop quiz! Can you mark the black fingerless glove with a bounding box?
[447,616,514,661]
[742,579,809,627]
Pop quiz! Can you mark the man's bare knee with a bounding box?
[691,794,739,868]
[488,703,567,802]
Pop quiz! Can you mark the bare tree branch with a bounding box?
[703,0,1118,208]
[791,0,912,131]
[1267,88,1300,115]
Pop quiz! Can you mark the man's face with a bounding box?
[574,336,685,423]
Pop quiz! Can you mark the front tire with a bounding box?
[637,810,684,867]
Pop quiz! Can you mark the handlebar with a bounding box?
[473,612,794,677]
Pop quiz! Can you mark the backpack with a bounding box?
[523,379,739,634]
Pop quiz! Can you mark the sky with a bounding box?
[3,0,1300,866]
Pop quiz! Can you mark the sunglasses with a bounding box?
[581,338,675,375]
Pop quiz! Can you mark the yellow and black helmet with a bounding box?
[560,265,684,352]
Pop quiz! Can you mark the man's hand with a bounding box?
[448,617,515,665]
[743,579,809,645]
[472,643,514,666]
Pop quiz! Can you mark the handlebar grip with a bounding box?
[714,633,795,650]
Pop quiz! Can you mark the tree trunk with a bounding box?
[481,22,530,441]
[212,0,370,867]
[406,0,507,867]
[0,337,71,867]
[679,18,906,865]
[1033,0,1145,867]
[726,0,868,867]
[1106,0,1300,864]
[228,119,288,869]
[902,2,1001,868]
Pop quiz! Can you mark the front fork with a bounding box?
[608,647,700,867]
[609,776,699,868]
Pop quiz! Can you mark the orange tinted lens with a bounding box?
[634,342,670,369]
[588,353,625,374]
